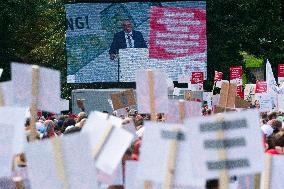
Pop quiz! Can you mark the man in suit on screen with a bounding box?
[109,19,147,60]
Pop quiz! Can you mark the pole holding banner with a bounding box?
[0,85,4,106]
[178,100,186,123]
[261,154,272,189]
[216,115,229,189]
[148,70,156,121]
[93,124,114,159]
[30,65,40,141]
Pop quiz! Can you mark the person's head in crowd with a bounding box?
[134,114,144,129]
[268,112,277,120]
[122,19,132,33]
[206,179,218,189]
[43,120,56,138]
[77,112,87,123]
[267,119,282,134]
[128,109,137,118]
[61,117,76,133]
[206,109,212,116]
[254,100,260,109]
[156,113,163,122]
[261,124,274,137]
[266,130,284,154]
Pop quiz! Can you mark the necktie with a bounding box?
[127,34,133,48]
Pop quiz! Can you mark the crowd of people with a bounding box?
[1,101,284,189]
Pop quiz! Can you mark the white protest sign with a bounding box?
[257,94,273,112]
[166,100,201,123]
[244,84,256,102]
[203,92,213,108]
[216,80,229,88]
[173,87,181,96]
[212,95,220,107]
[0,81,13,106]
[97,163,123,185]
[278,94,284,112]
[82,111,133,175]
[186,110,264,179]
[25,133,98,189]
[11,62,61,113]
[136,70,168,114]
[0,107,26,178]
[261,155,284,189]
[0,68,3,78]
[137,122,205,188]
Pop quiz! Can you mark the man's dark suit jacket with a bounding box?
[109,30,147,55]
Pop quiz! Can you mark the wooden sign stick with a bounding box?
[216,115,229,189]
[254,173,261,189]
[0,85,4,106]
[261,154,272,189]
[178,100,186,123]
[93,124,114,159]
[30,65,40,141]
[52,137,69,189]
[163,128,181,189]
[148,70,156,122]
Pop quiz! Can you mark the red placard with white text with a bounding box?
[255,80,267,93]
[214,71,223,81]
[191,72,204,84]
[230,66,242,84]
[278,64,284,84]
[149,6,206,60]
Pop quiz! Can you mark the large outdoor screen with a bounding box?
[66,1,206,83]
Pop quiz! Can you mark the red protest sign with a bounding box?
[191,72,204,84]
[236,85,244,99]
[214,71,223,81]
[255,80,267,93]
[230,66,242,81]
[278,64,284,77]
[149,6,206,60]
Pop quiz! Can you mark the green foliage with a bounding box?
[0,0,283,98]
[240,51,263,68]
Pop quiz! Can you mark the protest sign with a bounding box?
[136,70,168,118]
[173,87,181,96]
[278,94,284,112]
[190,72,204,91]
[244,84,256,102]
[216,80,228,89]
[137,122,205,189]
[111,89,136,110]
[166,100,201,123]
[278,64,284,84]
[214,71,223,81]
[235,96,251,109]
[261,155,284,189]
[203,92,213,108]
[255,81,267,93]
[82,111,133,175]
[186,110,264,180]
[230,66,242,85]
[60,99,69,111]
[97,163,123,185]
[0,107,26,178]
[0,81,13,106]
[212,95,220,108]
[258,94,273,112]
[218,82,237,108]
[26,133,98,189]
[184,91,203,102]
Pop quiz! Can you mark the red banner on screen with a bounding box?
[255,80,267,93]
[214,71,223,81]
[278,64,284,77]
[149,6,206,59]
[191,72,204,84]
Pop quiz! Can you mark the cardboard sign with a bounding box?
[185,110,264,179]
[261,155,284,189]
[235,96,251,109]
[26,133,98,189]
[136,70,168,114]
[166,100,201,123]
[0,107,26,178]
[214,71,223,81]
[255,80,267,93]
[137,122,205,188]
[244,84,256,102]
[82,111,133,175]
[0,81,13,106]
[184,91,203,102]
[219,82,237,108]
[11,62,61,113]
[278,64,284,84]
[111,89,136,110]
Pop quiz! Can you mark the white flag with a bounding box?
[266,59,279,93]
